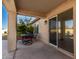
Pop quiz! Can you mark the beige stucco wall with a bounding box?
[33,19,49,44]
[33,0,75,58]
[33,0,75,44]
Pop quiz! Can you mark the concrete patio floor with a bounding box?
[14,40,72,59]
[2,40,73,59]
[2,40,15,59]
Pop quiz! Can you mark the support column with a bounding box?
[7,11,16,51]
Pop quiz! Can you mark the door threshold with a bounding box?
[48,43,74,58]
[57,48,74,58]
[49,43,57,48]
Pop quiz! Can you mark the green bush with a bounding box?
[17,19,34,36]
[26,24,34,33]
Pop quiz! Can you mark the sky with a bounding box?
[17,15,36,24]
[2,5,8,30]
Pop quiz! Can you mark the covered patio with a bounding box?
[2,0,76,59]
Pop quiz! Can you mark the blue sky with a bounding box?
[2,5,8,30]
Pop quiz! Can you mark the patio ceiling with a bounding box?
[15,0,67,18]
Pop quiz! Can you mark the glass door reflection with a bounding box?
[58,9,74,53]
[49,9,74,53]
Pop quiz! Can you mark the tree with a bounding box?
[17,17,34,36]
[26,23,34,33]
[17,19,26,36]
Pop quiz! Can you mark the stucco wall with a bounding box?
[33,0,75,44]
[33,19,49,44]
[33,0,75,58]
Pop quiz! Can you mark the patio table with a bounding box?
[21,34,33,44]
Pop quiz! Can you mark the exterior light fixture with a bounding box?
[44,20,47,24]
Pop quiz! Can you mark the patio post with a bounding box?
[7,11,16,51]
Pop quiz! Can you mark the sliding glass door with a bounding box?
[58,9,74,53]
[49,17,57,45]
[49,8,74,53]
